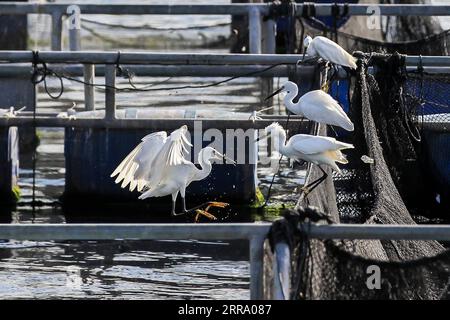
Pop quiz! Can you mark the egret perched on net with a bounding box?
[263,123,354,194]
[265,81,354,131]
[303,35,357,69]
[111,125,235,220]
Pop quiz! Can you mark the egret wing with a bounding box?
[144,126,192,191]
[290,134,353,155]
[111,131,168,192]
[301,90,354,131]
[312,36,357,69]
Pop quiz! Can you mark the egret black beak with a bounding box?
[265,87,284,101]
[254,132,270,143]
[222,153,236,166]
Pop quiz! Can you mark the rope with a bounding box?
[82,23,231,49]
[81,17,230,32]
[31,59,296,99]
[31,51,64,99]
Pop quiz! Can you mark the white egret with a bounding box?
[304,35,357,69]
[111,125,235,219]
[263,122,354,194]
[266,81,354,131]
[0,106,26,118]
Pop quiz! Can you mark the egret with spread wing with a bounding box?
[263,123,354,194]
[304,35,357,69]
[266,81,354,131]
[111,125,234,218]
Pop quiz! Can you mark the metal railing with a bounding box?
[0,51,449,130]
[1,3,450,51]
[1,222,450,300]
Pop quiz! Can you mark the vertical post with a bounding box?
[273,242,290,300]
[66,5,95,111]
[67,5,81,51]
[261,18,276,107]
[249,236,264,300]
[262,18,276,54]
[248,7,262,54]
[84,65,95,111]
[68,28,81,51]
[51,12,63,51]
[105,64,116,121]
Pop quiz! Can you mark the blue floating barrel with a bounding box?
[303,0,357,30]
[0,127,19,203]
[421,126,450,213]
[63,110,258,206]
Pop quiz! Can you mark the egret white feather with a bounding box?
[265,122,353,173]
[111,125,234,216]
[305,35,357,69]
[266,81,354,131]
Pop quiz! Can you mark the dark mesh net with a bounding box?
[297,18,449,56]
[266,53,450,300]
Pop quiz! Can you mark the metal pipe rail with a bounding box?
[0,222,450,300]
[0,64,297,78]
[3,65,450,77]
[0,117,308,130]
[1,51,449,67]
[2,2,449,52]
[1,3,449,16]
[4,223,449,242]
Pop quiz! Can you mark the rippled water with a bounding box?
[1,0,305,299]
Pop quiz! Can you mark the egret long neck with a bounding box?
[194,154,213,182]
[272,130,288,154]
[283,86,300,114]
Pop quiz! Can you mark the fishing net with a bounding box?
[291,0,449,56]
[265,53,450,300]
[298,22,450,56]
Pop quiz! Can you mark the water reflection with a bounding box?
[0,239,249,299]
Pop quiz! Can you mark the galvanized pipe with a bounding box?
[0,51,302,65]
[4,64,450,77]
[262,18,276,55]
[0,223,450,241]
[0,3,449,16]
[0,3,269,15]
[51,12,63,51]
[0,222,449,300]
[83,64,95,111]
[0,223,271,241]
[273,242,290,300]
[0,117,309,130]
[0,51,448,67]
[249,7,262,54]
[0,64,308,78]
[249,236,265,300]
[68,30,81,51]
[104,64,116,120]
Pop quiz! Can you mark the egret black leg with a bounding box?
[301,165,328,195]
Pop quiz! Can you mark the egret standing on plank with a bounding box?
[303,35,357,69]
[111,125,235,219]
[263,123,354,194]
[266,81,354,131]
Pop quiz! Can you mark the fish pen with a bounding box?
[0,1,449,302]
[265,52,450,300]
